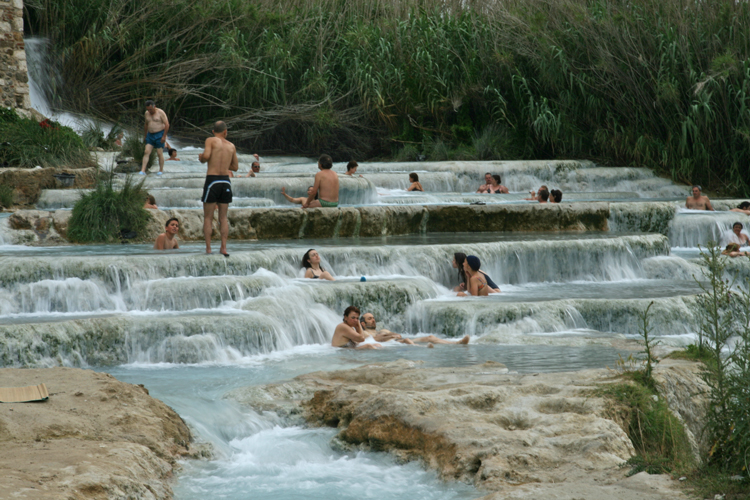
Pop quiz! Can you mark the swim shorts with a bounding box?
[202,175,232,204]
[146,130,165,149]
[319,199,339,208]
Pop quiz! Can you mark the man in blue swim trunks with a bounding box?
[139,100,170,175]
[198,121,238,256]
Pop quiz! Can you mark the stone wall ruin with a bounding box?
[0,0,29,112]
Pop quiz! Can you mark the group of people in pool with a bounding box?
[301,248,500,296]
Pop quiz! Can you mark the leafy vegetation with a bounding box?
[0,184,13,209]
[22,0,750,192]
[0,108,93,168]
[80,122,122,150]
[599,381,694,476]
[67,173,151,243]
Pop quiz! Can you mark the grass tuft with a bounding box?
[67,173,151,243]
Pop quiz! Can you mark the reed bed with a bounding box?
[24,0,750,194]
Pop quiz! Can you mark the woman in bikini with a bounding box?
[457,255,498,296]
[302,249,336,280]
[407,173,424,192]
[487,175,509,194]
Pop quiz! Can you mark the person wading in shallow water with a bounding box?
[304,154,339,208]
[198,121,238,257]
[139,100,169,175]
[332,306,381,349]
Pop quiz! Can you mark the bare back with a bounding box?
[200,137,239,176]
[315,169,340,203]
[145,108,168,133]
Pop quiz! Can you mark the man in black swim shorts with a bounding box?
[198,121,239,256]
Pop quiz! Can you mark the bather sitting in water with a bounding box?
[730,201,750,215]
[282,186,317,205]
[549,189,563,203]
[154,217,180,250]
[722,243,749,257]
[457,255,500,296]
[487,175,509,194]
[525,185,548,201]
[302,248,335,280]
[144,194,158,209]
[685,185,714,210]
[726,222,750,246]
[452,253,500,293]
[332,306,381,349]
[360,312,469,345]
[407,172,424,192]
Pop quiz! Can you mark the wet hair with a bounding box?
[734,222,744,230]
[550,189,562,203]
[454,252,467,287]
[165,217,179,228]
[692,185,702,192]
[409,172,419,182]
[347,160,358,171]
[739,201,750,209]
[344,305,360,318]
[726,243,740,252]
[168,148,176,156]
[145,99,155,107]
[301,248,324,271]
[539,188,550,202]
[318,154,333,169]
[307,185,319,200]
[466,255,481,271]
[146,194,156,205]
[492,175,501,184]
[213,121,227,133]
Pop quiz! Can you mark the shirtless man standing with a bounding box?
[686,186,714,211]
[154,217,180,250]
[303,154,339,208]
[360,313,469,345]
[332,306,381,349]
[198,121,238,256]
[139,100,170,175]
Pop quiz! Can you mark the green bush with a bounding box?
[67,174,151,243]
[81,122,122,150]
[0,109,93,168]
[600,382,694,475]
[121,133,155,171]
[0,184,13,208]
[24,0,750,192]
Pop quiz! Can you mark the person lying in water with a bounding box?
[452,253,500,293]
[722,243,749,257]
[332,306,381,349]
[302,248,335,280]
[360,312,469,345]
[730,201,750,215]
[154,217,180,250]
[282,186,317,205]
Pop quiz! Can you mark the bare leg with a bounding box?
[412,335,469,345]
[140,144,154,173]
[203,202,216,254]
[218,203,229,256]
[156,148,165,172]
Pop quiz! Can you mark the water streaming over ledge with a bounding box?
[5,49,736,496]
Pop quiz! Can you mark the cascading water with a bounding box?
[2,78,724,497]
